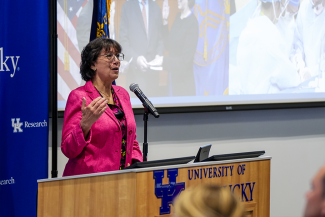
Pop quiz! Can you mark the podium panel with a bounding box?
[38,157,271,217]
[38,172,137,216]
[136,159,270,217]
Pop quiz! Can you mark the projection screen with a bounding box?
[57,0,325,110]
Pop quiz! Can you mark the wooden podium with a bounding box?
[38,156,271,217]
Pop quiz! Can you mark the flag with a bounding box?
[193,0,229,96]
[90,0,116,85]
[57,0,114,108]
[57,0,89,105]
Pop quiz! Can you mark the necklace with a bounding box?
[94,85,112,100]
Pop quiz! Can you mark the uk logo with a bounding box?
[153,169,185,215]
[12,118,23,133]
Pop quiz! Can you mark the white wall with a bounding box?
[48,106,325,217]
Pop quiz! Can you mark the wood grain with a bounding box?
[38,173,136,217]
[38,160,270,217]
[244,202,257,217]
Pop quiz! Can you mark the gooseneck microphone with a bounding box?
[129,83,159,118]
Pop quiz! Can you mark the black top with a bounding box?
[163,12,199,96]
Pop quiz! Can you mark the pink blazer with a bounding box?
[61,81,143,177]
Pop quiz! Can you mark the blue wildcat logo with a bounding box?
[153,169,185,215]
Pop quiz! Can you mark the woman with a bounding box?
[61,37,142,177]
[149,0,199,96]
[173,184,245,217]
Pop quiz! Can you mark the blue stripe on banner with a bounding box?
[0,1,49,217]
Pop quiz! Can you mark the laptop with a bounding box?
[124,144,213,169]
[194,144,212,162]
[123,156,195,169]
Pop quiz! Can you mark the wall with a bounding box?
[48,106,325,217]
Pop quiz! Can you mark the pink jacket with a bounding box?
[61,81,143,177]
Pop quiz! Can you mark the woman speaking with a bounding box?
[61,38,142,177]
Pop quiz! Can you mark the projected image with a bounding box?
[117,0,229,98]
[193,0,229,96]
[229,0,325,95]
[57,0,229,109]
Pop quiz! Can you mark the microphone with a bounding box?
[129,83,159,118]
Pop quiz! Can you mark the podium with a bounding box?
[37,156,271,217]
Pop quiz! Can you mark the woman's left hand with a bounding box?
[80,97,108,138]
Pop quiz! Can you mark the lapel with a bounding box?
[84,81,121,130]
[133,0,147,37]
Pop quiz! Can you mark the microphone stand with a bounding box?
[143,108,149,162]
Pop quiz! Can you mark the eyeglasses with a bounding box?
[100,53,124,61]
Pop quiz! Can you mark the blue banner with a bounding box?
[0,1,49,217]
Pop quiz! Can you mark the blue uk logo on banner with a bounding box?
[153,168,185,215]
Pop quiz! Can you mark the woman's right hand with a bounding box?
[80,97,107,138]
